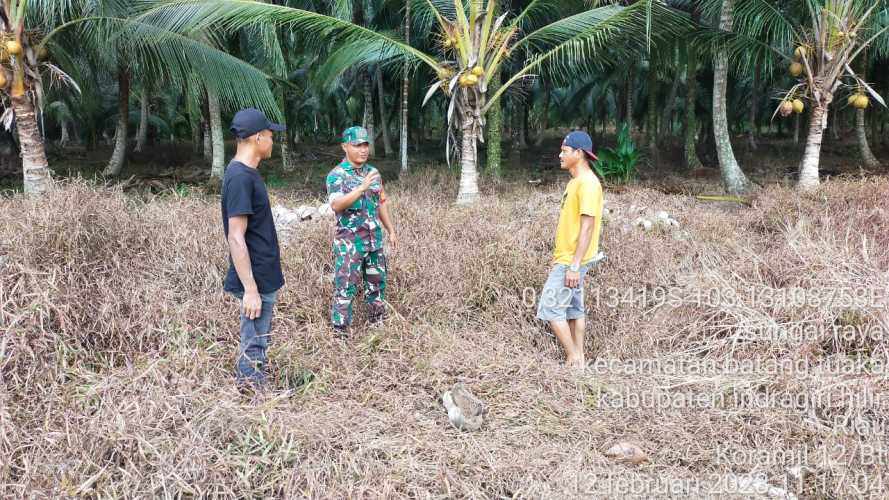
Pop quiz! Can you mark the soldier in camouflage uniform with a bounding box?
[326,126,398,335]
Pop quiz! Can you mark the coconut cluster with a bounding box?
[0,38,24,89]
[458,66,485,88]
[789,45,808,78]
[779,98,805,117]
[848,93,870,110]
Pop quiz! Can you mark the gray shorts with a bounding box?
[536,262,596,322]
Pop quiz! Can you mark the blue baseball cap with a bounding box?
[562,130,598,161]
[230,108,285,139]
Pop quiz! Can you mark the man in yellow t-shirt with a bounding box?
[536,131,605,370]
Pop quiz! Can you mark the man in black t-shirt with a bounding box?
[221,108,285,388]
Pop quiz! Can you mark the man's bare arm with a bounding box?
[228,215,262,319]
[571,215,596,268]
[379,201,398,250]
[379,202,395,235]
[565,215,596,288]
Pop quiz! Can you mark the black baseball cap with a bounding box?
[563,130,598,161]
[230,108,285,139]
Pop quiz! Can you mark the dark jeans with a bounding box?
[230,290,279,385]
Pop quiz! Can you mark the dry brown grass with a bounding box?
[1,174,888,498]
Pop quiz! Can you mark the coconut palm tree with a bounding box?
[712,0,752,194]
[707,0,889,191]
[139,0,688,204]
[9,0,283,188]
[0,0,73,194]
[776,1,888,190]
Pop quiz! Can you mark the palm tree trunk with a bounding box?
[280,137,293,171]
[797,102,828,191]
[399,81,409,169]
[684,41,703,171]
[625,66,635,132]
[793,113,800,144]
[856,108,880,168]
[362,69,376,157]
[535,88,550,147]
[414,108,422,153]
[375,67,393,157]
[486,70,503,178]
[208,89,224,178]
[660,71,680,137]
[135,89,150,153]
[517,98,528,149]
[600,99,607,136]
[12,94,53,194]
[400,0,410,172]
[276,84,294,172]
[191,116,201,156]
[647,59,659,165]
[713,0,750,194]
[202,120,212,163]
[457,122,479,205]
[59,118,71,147]
[103,66,130,177]
[747,60,760,151]
[828,107,839,141]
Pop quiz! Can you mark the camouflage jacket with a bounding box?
[326,160,387,252]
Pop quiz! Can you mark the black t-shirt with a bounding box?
[221,161,284,294]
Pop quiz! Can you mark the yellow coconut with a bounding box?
[854,94,870,110]
[471,66,485,77]
[848,94,859,106]
[794,46,807,60]
[780,101,794,117]
[5,40,21,56]
[789,62,804,78]
[460,73,479,87]
[0,72,7,88]
[792,99,805,114]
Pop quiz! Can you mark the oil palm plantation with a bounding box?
[138,0,688,204]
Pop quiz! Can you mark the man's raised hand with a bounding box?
[360,171,380,192]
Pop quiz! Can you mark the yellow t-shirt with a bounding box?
[553,171,603,265]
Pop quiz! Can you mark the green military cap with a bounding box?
[342,126,370,145]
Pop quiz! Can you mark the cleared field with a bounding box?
[2,176,888,498]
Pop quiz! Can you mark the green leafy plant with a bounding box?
[592,124,639,184]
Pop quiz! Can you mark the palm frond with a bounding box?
[312,33,413,92]
[134,0,440,69]
[488,1,690,109]
[108,16,283,118]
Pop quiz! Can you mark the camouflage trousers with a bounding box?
[331,242,387,328]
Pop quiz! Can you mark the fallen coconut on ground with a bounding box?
[604,441,648,465]
[442,383,485,431]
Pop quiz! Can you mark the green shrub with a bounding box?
[593,124,640,184]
